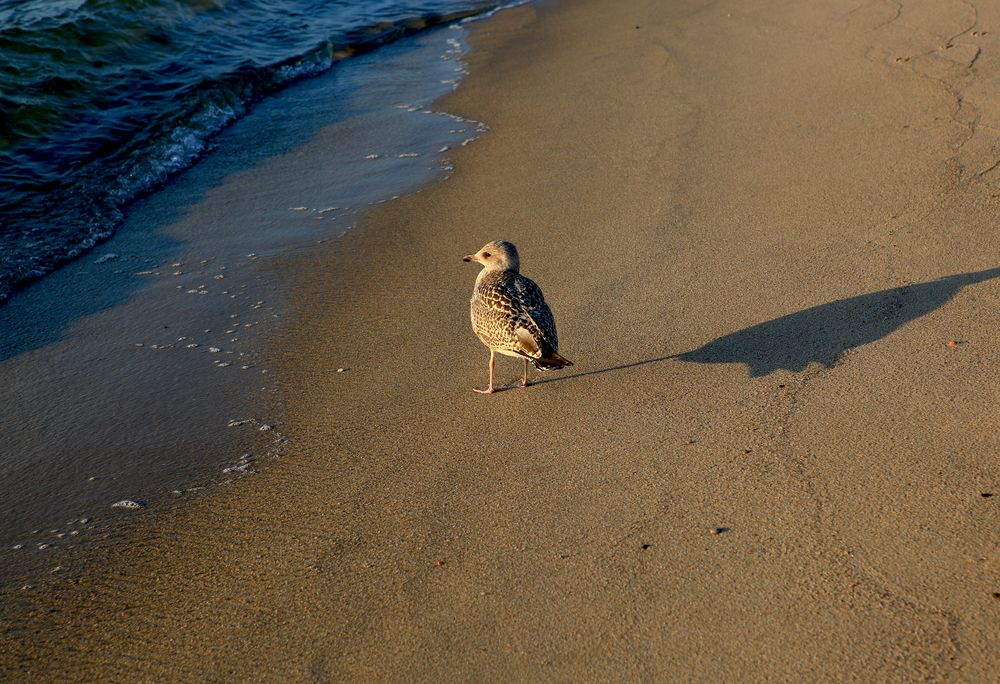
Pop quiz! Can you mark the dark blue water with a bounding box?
[0,0,501,305]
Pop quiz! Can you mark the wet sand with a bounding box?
[3,0,1000,680]
[0,26,474,590]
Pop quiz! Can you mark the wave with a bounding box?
[0,0,499,305]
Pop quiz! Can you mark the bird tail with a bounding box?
[531,351,573,371]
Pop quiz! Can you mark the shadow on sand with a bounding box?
[536,265,1000,383]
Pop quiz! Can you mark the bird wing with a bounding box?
[512,274,558,353]
[471,272,559,359]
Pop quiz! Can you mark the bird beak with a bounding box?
[463,254,475,262]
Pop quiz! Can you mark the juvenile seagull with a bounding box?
[464,240,572,394]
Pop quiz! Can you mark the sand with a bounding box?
[3,0,999,680]
[0,26,470,589]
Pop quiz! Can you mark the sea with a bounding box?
[0,0,507,305]
[0,0,516,588]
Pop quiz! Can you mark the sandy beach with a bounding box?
[3,0,999,680]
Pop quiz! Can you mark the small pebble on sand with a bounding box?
[337,367,348,373]
[112,499,145,510]
[12,544,23,550]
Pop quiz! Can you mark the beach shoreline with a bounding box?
[4,0,1000,679]
[0,21,486,591]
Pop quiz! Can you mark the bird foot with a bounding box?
[473,386,495,394]
[519,379,530,388]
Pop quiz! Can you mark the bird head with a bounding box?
[463,240,520,273]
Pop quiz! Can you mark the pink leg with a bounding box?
[474,349,495,394]
[520,358,530,388]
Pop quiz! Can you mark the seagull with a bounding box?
[464,240,572,394]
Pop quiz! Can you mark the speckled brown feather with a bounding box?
[470,270,570,369]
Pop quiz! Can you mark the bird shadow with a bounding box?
[536,265,1000,383]
[531,354,681,386]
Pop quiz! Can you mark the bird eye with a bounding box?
[483,252,491,258]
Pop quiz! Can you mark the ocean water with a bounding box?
[0,0,501,305]
[0,11,493,586]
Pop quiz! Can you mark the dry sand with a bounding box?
[3,0,999,680]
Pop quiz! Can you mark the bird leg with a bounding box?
[474,349,496,394]
[520,358,530,388]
